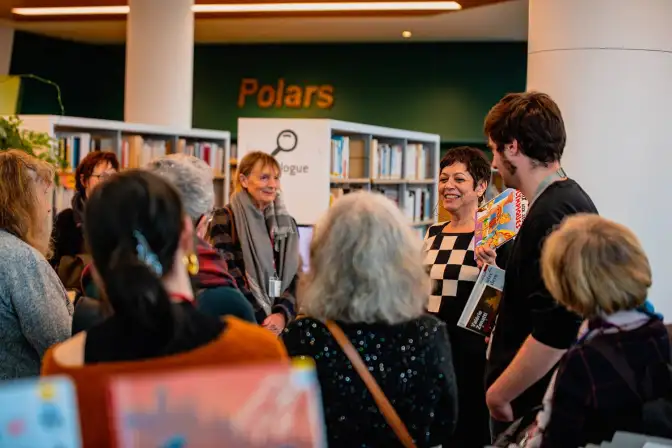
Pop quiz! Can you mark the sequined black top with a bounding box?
[282,315,458,448]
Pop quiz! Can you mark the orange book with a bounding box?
[108,359,326,448]
[474,188,528,251]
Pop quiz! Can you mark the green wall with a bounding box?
[10,31,527,143]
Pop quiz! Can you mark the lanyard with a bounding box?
[529,167,567,206]
[270,234,278,276]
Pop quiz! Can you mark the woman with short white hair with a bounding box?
[72,154,256,333]
[283,190,458,448]
[146,154,255,321]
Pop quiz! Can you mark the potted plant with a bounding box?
[0,115,67,183]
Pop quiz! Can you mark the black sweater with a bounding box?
[283,315,458,448]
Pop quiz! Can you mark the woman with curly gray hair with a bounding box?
[283,190,457,448]
[146,154,255,322]
[72,154,256,334]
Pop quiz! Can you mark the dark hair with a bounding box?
[75,151,120,197]
[440,146,491,189]
[83,170,184,348]
[484,91,566,165]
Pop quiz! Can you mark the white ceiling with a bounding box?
[6,0,528,44]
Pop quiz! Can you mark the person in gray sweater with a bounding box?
[0,150,73,379]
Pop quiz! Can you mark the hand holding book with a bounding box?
[474,188,528,260]
[475,245,497,269]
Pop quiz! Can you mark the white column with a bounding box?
[0,25,14,75]
[125,0,194,128]
[527,0,672,317]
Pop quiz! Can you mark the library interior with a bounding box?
[0,0,671,447]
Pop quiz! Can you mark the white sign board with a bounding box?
[237,118,331,225]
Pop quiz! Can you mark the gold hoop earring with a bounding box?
[183,253,199,276]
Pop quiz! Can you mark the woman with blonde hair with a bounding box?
[512,214,670,447]
[208,151,300,334]
[283,191,458,448]
[0,150,73,379]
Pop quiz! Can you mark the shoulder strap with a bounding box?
[324,320,417,448]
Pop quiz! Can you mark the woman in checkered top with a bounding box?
[423,147,511,447]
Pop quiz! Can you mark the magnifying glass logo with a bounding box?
[271,130,298,156]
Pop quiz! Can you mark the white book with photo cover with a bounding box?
[458,264,506,337]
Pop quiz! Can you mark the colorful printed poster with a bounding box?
[109,359,326,448]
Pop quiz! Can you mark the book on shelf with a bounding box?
[108,359,326,448]
[370,139,403,179]
[457,264,505,337]
[474,188,528,252]
[120,136,168,169]
[403,187,432,222]
[371,140,430,180]
[176,138,225,175]
[404,143,429,180]
[0,375,82,447]
[57,133,115,172]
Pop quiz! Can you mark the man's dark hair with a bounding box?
[75,151,120,197]
[440,146,491,188]
[484,91,566,165]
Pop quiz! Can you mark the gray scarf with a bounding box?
[230,190,300,315]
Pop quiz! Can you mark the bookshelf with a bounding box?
[236,118,440,236]
[11,115,231,215]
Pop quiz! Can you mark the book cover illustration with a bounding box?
[458,264,506,337]
[109,359,326,448]
[474,188,528,251]
[0,375,82,448]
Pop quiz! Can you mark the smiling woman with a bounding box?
[208,151,301,334]
[422,146,511,448]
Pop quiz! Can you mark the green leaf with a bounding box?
[0,115,67,186]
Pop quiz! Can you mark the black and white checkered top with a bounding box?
[422,221,480,326]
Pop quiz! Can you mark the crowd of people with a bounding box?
[0,91,669,447]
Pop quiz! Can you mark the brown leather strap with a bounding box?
[325,320,417,448]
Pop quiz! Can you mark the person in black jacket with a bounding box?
[50,151,119,290]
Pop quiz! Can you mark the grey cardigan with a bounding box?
[0,230,73,379]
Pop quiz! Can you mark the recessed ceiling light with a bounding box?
[402,31,412,38]
[12,2,462,16]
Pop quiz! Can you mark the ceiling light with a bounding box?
[402,30,412,38]
[193,2,461,13]
[12,6,129,15]
[12,2,461,16]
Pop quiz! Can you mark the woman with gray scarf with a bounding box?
[208,151,300,335]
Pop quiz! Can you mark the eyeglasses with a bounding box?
[91,172,114,180]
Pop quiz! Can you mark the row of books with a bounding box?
[330,136,432,180]
[56,132,226,176]
[57,133,115,172]
[175,139,225,175]
[120,136,226,174]
[119,136,167,169]
[329,185,433,224]
[0,361,326,447]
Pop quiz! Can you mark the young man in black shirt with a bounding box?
[477,91,599,438]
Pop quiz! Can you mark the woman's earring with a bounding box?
[183,253,200,276]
